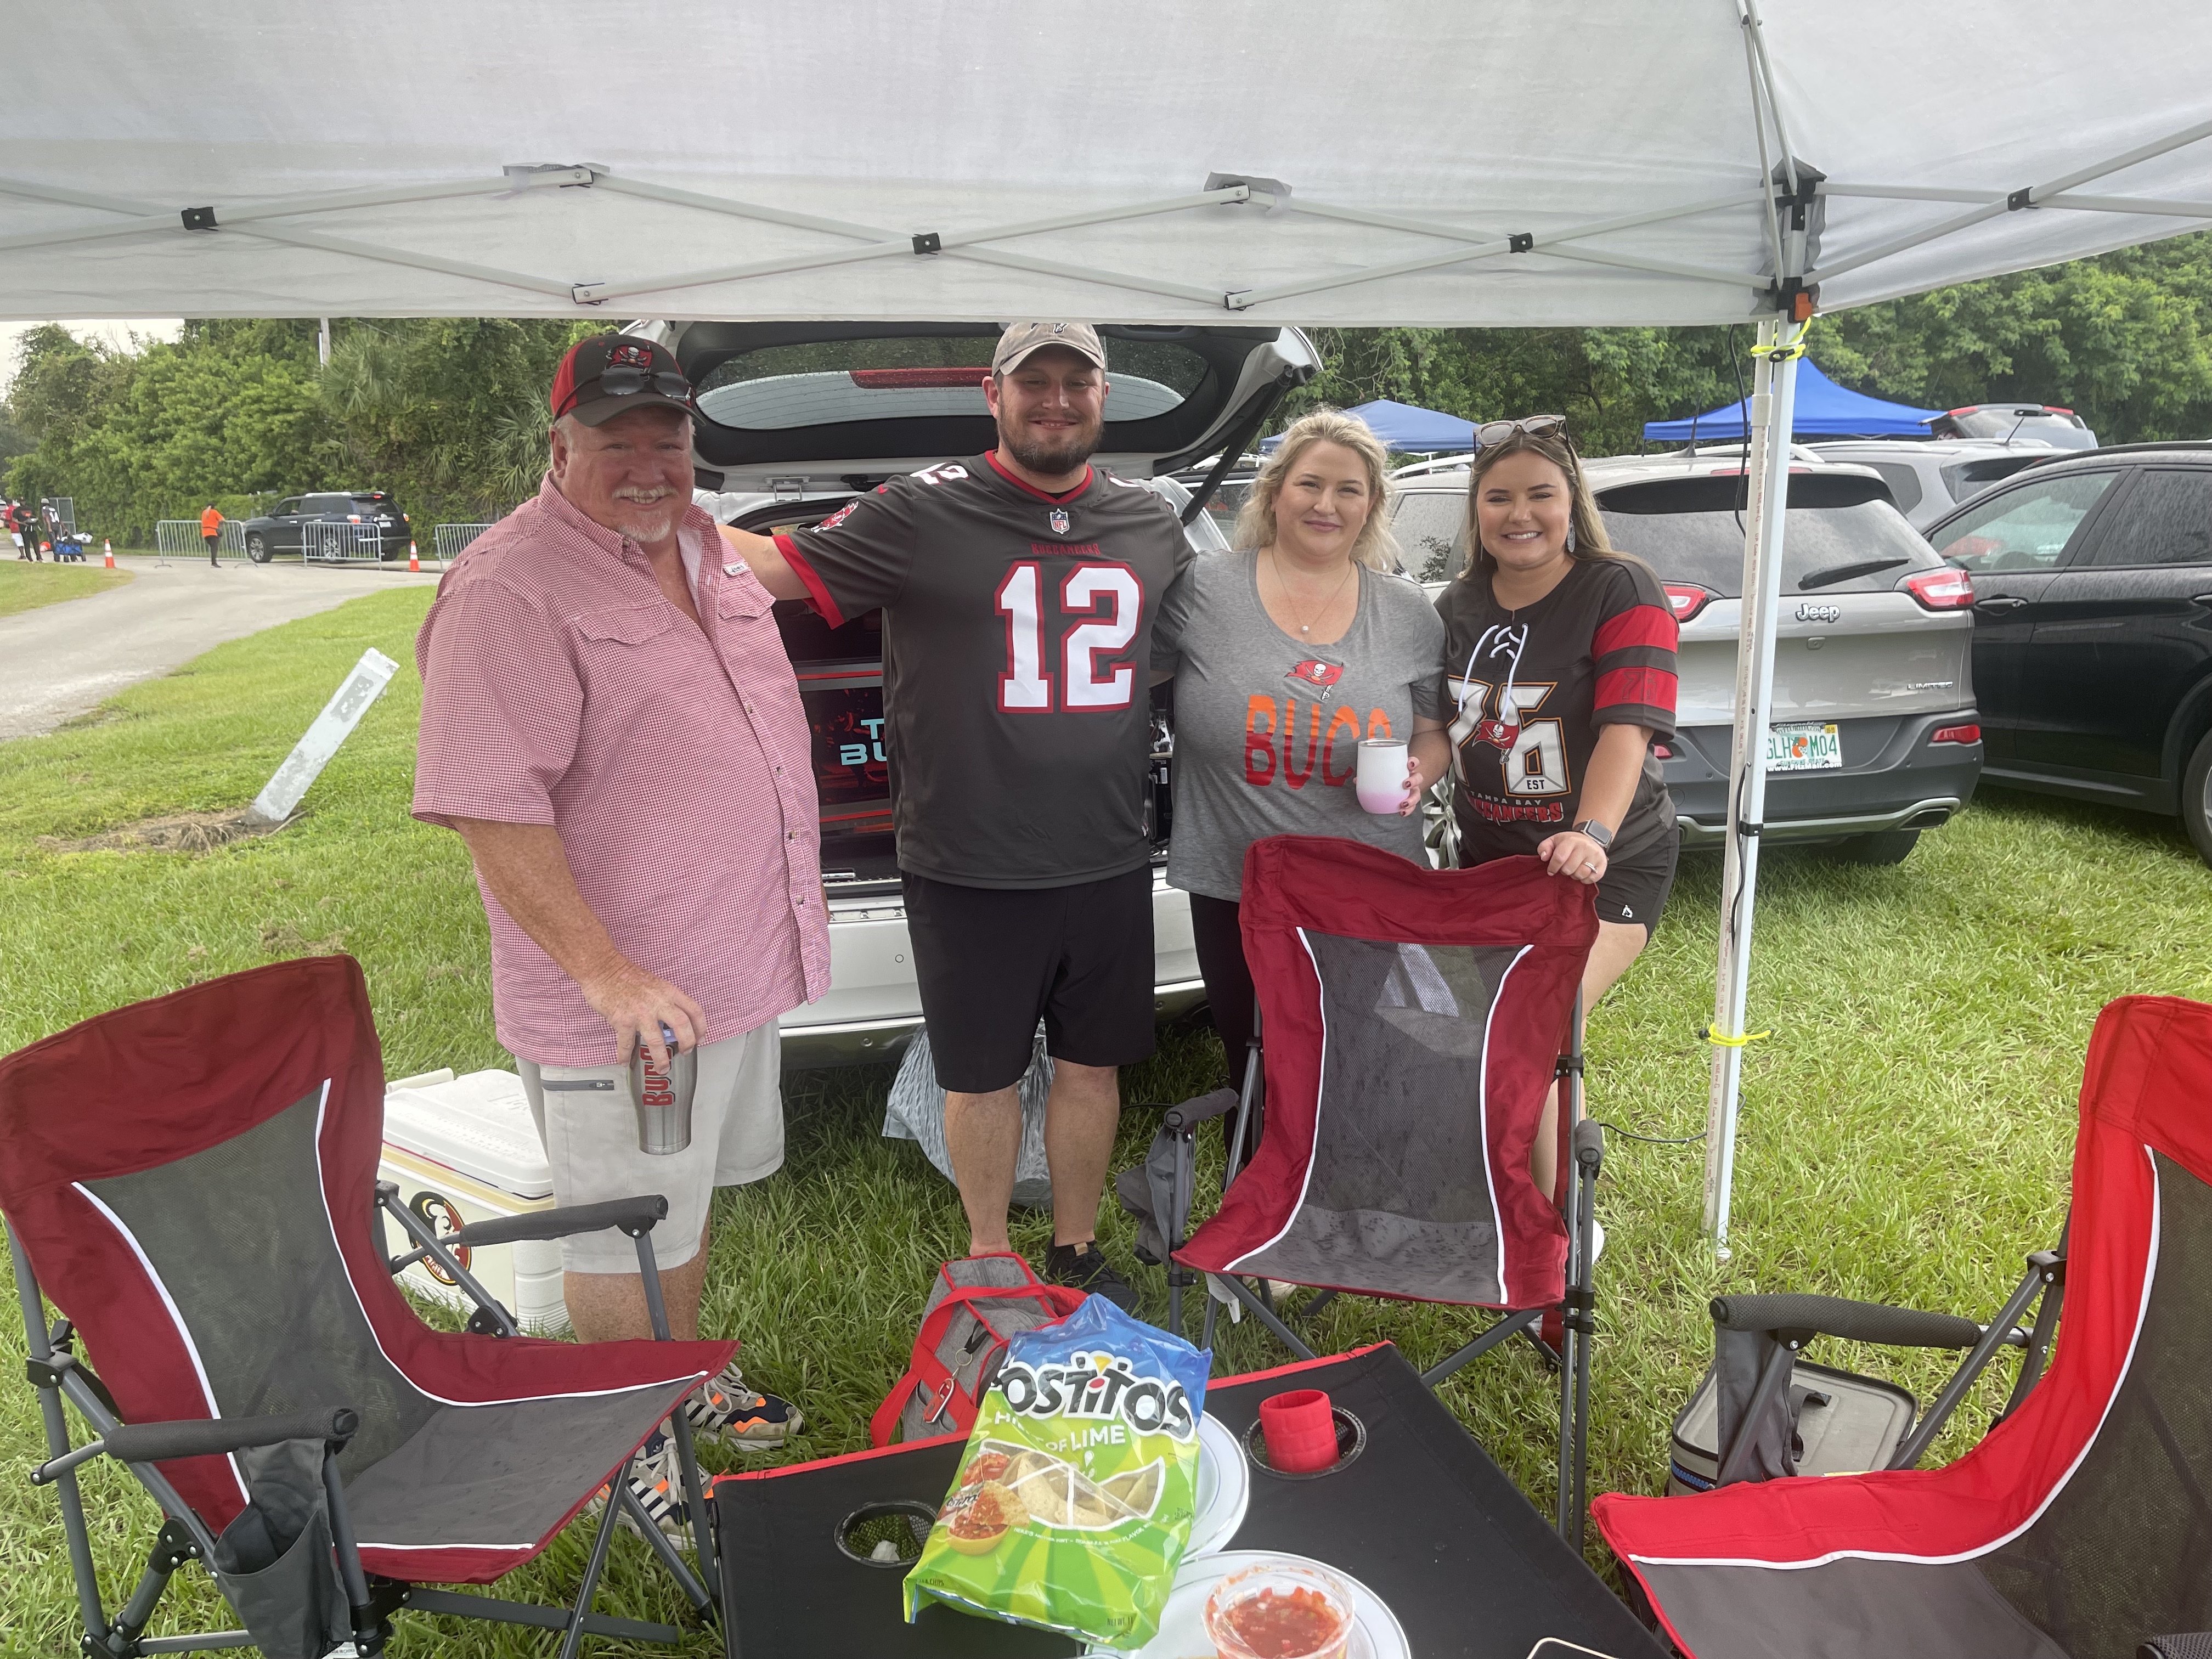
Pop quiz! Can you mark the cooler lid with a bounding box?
[383,1068,554,1200]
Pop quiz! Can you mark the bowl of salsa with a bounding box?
[1200,1559,1355,1659]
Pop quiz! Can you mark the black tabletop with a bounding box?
[713,1343,1664,1658]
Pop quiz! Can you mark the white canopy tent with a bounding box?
[10,0,2212,1245]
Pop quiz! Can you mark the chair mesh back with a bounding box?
[1983,1152,2212,1650]
[82,1088,435,1478]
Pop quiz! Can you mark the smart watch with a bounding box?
[1572,819,1615,849]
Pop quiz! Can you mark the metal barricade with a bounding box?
[301,521,385,564]
[154,520,253,564]
[433,521,498,565]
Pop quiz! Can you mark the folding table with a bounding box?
[714,1342,1662,1658]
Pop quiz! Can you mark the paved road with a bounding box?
[0,556,441,740]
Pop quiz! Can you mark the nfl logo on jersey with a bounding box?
[1047,508,1071,536]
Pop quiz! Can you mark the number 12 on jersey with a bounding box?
[996,561,1142,713]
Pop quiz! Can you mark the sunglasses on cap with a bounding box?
[555,366,694,417]
[1474,414,1569,450]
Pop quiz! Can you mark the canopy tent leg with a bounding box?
[1701,320,1803,1255]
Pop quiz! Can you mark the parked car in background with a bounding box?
[1806,438,2055,532]
[240,491,412,562]
[1925,441,2212,865]
[1927,403,2098,450]
[1169,452,1262,546]
[1391,452,1983,863]
[637,318,1320,1063]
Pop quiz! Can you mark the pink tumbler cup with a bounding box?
[1258,1389,1339,1472]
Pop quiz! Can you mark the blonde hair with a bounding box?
[1235,408,1402,573]
[1458,426,1620,580]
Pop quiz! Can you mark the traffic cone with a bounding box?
[103,539,115,568]
[408,540,420,572]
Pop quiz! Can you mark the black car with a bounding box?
[1927,443,2212,862]
[240,491,413,562]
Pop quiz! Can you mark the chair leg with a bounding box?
[558,1463,629,1659]
[616,1483,712,1611]
[1201,1278,1221,1352]
[1218,1274,1318,1361]
[1420,1308,1542,1387]
[15,1234,112,1649]
[1167,1127,1194,1340]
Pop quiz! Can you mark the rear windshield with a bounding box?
[695,335,1209,432]
[1597,499,1939,596]
[1392,489,1466,583]
[1943,409,2094,447]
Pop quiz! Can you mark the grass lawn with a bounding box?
[4,586,2210,1654]
[0,558,132,619]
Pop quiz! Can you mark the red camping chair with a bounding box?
[1595,994,2212,1659]
[1,957,733,1659]
[1171,836,1603,1543]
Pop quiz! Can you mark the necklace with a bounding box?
[1267,547,1356,636]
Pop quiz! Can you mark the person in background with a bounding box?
[717,321,1188,1311]
[414,334,818,1531]
[5,500,30,560]
[1154,408,1448,1089]
[200,502,223,567]
[1432,415,1679,1195]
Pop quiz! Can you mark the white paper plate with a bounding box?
[1189,1413,1250,1559]
[1088,1548,1410,1659]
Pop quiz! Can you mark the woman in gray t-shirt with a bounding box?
[1154,409,1450,1078]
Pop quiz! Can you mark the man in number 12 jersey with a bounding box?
[720,321,1191,1307]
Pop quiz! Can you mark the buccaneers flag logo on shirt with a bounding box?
[1285,659,1344,701]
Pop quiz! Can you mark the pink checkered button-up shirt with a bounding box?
[414,476,828,1065]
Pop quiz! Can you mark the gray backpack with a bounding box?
[870,1254,1085,1446]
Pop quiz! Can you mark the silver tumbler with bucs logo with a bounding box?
[629,1023,697,1156]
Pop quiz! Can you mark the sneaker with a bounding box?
[684,1359,803,1449]
[1045,1241,1138,1313]
[594,1430,691,1539]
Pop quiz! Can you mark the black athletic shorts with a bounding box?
[901,866,1157,1094]
[1592,828,1678,932]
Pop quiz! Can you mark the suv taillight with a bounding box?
[1932,723,1981,746]
[1664,583,1714,622]
[1904,567,1974,610]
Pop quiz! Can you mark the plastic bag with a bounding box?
[903,1295,1210,1649]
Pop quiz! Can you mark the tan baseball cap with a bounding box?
[991,321,1108,376]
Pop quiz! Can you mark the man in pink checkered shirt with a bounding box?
[414,335,822,1487]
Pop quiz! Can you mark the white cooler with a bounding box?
[376,1067,571,1335]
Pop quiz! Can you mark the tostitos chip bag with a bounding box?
[903,1295,1211,1649]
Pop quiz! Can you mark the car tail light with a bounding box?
[1664,583,1714,622]
[2047,405,2074,415]
[1946,407,1977,418]
[848,367,992,388]
[1932,723,1981,746]
[1652,743,1673,759]
[1904,567,1974,610]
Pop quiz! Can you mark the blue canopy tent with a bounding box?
[1643,360,1940,442]
[1261,397,1477,453]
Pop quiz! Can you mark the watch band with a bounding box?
[1573,818,1615,848]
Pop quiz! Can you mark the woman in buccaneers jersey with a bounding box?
[1157,408,1450,1086]
[1432,415,1679,1193]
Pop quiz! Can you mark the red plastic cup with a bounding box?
[1258,1389,1339,1472]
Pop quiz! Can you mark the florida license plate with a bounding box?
[1767,721,1842,771]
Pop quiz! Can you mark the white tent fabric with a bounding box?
[4,2,2211,326]
[11,0,2212,1250]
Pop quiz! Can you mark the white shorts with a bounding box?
[517,1017,785,1274]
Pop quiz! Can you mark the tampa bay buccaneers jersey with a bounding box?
[1433,554,1680,863]
[777,452,1191,889]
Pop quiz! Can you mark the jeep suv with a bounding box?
[1391,453,1982,862]
[635,320,1321,1064]
[1925,442,2212,865]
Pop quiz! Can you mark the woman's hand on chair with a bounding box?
[1537,828,1608,884]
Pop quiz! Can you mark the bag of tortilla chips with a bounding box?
[903,1295,1210,1649]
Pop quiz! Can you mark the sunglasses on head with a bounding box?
[1474,414,1569,450]
[557,366,693,417]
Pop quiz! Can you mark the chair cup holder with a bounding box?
[1243,1407,1366,1480]
[836,1499,939,1568]
[211,1504,349,1659]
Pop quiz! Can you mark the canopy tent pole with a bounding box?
[1701,319,1803,1254]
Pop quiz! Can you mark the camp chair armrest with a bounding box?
[450,1194,669,1249]
[1163,1088,1240,1133]
[1710,1293,1983,1350]
[2140,1635,2212,1659]
[103,1407,359,1465]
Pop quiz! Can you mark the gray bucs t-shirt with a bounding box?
[1156,550,1448,901]
[776,453,1191,889]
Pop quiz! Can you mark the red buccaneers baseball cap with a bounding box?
[550,334,697,427]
